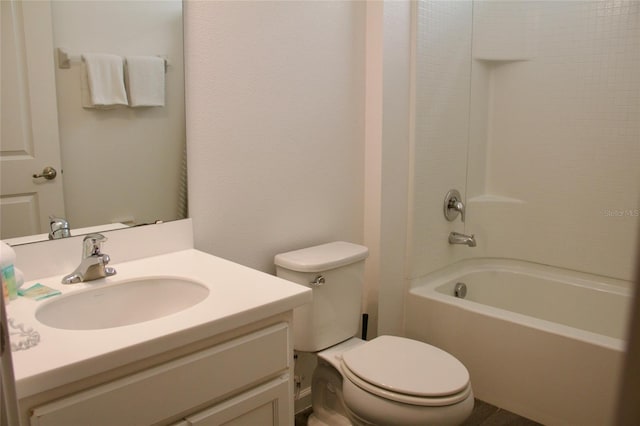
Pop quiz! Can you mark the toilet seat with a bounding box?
[340,336,471,407]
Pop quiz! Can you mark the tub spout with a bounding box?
[449,232,476,247]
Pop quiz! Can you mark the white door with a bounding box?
[0,0,65,240]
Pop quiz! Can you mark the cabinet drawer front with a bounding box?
[31,323,289,426]
[185,376,290,426]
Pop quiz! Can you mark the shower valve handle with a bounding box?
[444,189,465,222]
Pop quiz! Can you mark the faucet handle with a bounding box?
[454,200,465,222]
[83,233,107,257]
[49,215,70,240]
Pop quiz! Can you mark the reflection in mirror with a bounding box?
[0,0,186,245]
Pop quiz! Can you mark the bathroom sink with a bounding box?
[36,277,209,330]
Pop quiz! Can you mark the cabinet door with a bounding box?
[185,376,291,426]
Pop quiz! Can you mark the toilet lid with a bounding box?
[341,336,470,398]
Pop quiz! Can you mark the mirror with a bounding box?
[0,0,186,245]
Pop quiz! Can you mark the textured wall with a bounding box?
[184,1,366,273]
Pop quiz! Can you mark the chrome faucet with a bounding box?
[62,233,116,284]
[449,232,476,247]
[49,215,71,240]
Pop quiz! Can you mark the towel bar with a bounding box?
[56,48,168,72]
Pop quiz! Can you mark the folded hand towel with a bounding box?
[81,62,118,109]
[81,53,128,107]
[125,56,166,107]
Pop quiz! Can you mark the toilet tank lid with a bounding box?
[274,241,369,273]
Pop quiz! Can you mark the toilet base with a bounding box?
[309,361,354,425]
[308,411,372,426]
[307,413,329,426]
[308,412,352,426]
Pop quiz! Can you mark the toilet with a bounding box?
[275,241,473,426]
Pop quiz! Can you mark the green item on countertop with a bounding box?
[18,283,61,301]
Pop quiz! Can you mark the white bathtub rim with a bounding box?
[409,258,630,352]
[410,257,632,294]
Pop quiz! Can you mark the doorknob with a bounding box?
[32,166,57,180]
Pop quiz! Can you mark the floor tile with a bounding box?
[294,398,542,425]
[480,409,542,426]
[461,399,500,425]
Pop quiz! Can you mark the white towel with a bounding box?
[81,53,128,108]
[80,62,116,109]
[125,56,166,107]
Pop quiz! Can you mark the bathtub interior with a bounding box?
[434,267,632,340]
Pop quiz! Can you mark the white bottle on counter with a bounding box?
[0,241,18,301]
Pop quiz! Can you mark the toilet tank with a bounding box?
[275,241,369,352]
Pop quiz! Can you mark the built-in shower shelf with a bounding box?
[468,195,524,204]
[473,57,532,63]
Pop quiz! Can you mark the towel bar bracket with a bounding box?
[57,47,72,69]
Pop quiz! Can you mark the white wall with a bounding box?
[51,0,185,228]
[184,1,365,274]
[377,2,412,336]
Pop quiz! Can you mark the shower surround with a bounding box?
[407,1,639,424]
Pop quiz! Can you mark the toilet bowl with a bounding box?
[274,242,473,425]
[308,336,473,426]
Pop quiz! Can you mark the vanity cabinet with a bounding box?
[25,320,293,426]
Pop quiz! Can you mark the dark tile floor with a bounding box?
[294,399,542,426]
[461,399,542,426]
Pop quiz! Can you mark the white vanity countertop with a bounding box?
[7,249,312,399]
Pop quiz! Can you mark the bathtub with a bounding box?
[405,259,632,426]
